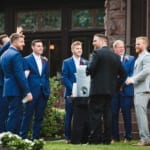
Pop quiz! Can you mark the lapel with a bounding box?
[31,54,41,76]
[134,51,146,69]
[41,57,46,75]
[71,57,76,73]
[122,54,128,64]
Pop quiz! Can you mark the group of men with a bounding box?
[0,27,50,140]
[0,28,149,146]
[62,34,150,146]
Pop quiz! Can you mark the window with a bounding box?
[0,12,5,33]
[16,10,62,32]
[72,8,104,29]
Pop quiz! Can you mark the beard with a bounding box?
[136,48,143,54]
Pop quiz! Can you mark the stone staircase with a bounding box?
[119,108,150,140]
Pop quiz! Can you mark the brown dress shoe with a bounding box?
[133,141,150,146]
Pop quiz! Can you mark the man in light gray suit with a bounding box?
[126,36,150,146]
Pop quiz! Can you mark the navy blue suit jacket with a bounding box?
[0,41,10,56]
[61,57,88,97]
[121,54,135,96]
[23,54,50,99]
[0,47,30,96]
[0,41,10,87]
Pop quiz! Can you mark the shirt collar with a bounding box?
[72,55,80,62]
[32,52,41,60]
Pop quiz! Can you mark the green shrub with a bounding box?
[41,108,65,139]
[40,76,65,139]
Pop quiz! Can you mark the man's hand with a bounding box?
[125,77,134,85]
[24,70,30,78]
[22,92,33,103]
[26,92,33,101]
[16,26,23,34]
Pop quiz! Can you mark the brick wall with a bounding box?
[119,108,150,140]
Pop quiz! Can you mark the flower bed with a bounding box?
[0,132,45,150]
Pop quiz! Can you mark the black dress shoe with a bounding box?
[103,142,111,145]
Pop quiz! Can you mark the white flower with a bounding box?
[24,139,34,145]
[0,132,12,139]
[124,55,129,61]
[0,133,45,150]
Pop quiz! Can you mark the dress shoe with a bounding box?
[111,139,119,144]
[65,139,71,144]
[124,138,131,143]
[132,141,150,146]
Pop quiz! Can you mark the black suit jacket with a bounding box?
[86,46,126,96]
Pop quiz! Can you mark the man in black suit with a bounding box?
[86,34,126,144]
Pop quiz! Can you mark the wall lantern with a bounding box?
[49,44,55,50]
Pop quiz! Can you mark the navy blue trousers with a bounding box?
[20,91,48,140]
[112,94,133,140]
[6,96,23,134]
[0,88,8,133]
[64,97,73,140]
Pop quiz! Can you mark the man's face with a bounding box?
[135,39,145,54]
[92,36,103,49]
[114,43,125,56]
[14,37,25,51]
[72,45,82,57]
[32,42,43,55]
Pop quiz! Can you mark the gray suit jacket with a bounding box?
[133,50,150,93]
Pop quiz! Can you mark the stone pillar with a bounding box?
[104,0,126,47]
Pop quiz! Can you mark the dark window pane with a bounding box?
[40,11,61,31]
[17,11,37,31]
[72,9,104,29]
[17,10,61,32]
[96,9,105,27]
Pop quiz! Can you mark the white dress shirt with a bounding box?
[33,53,42,75]
[120,55,124,62]
[72,55,80,69]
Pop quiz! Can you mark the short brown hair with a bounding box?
[31,39,42,46]
[71,41,82,50]
[94,33,109,44]
[136,36,149,47]
[9,33,25,43]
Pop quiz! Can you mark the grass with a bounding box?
[44,140,150,150]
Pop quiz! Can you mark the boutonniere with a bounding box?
[124,55,129,61]
[41,56,48,64]
[80,59,87,65]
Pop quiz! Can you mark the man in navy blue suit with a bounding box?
[111,40,135,143]
[19,39,50,140]
[0,33,32,134]
[0,27,24,133]
[0,34,10,133]
[61,41,88,143]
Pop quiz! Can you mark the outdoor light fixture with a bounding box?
[49,44,55,50]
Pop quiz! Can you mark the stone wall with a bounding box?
[104,0,126,47]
